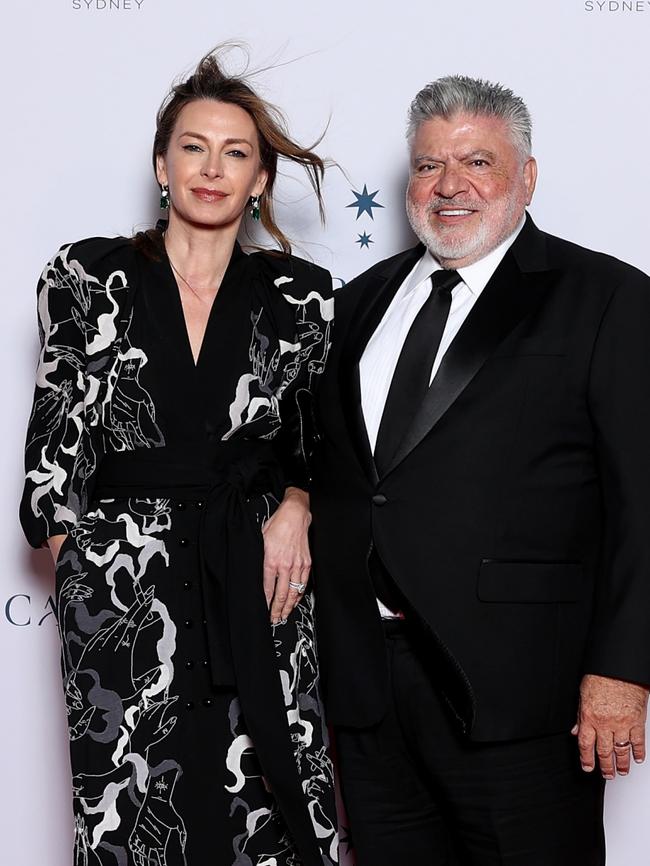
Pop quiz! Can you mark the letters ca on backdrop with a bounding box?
[4,594,55,628]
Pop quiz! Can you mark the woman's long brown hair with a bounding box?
[136,45,326,255]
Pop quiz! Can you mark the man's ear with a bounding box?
[523,157,537,205]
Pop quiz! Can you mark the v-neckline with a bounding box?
[163,241,246,370]
[177,284,219,369]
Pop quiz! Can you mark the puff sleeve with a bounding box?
[262,254,334,490]
[20,238,130,547]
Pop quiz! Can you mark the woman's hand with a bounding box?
[262,487,312,624]
[47,534,68,564]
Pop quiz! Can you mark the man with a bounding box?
[311,75,650,865]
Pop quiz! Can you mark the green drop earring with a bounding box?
[160,185,170,210]
[249,194,261,222]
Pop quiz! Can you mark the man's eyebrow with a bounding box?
[412,149,498,162]
[464,149,498,161]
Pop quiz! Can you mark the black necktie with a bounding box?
[374,269,461,476]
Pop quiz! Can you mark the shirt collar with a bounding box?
[407,215,527,297]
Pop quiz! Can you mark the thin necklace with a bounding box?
[163,236,217,303]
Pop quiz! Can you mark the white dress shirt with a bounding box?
[359,218,525,617]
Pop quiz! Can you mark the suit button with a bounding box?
[202,698,213,708]
[195,500,205,510]
[202,660,209,668]
[184,619,193,629]
[183,581,192,590]
[372,494,388,506]
[179,538,190,547]
[185,660,195,670]
[185,701,195,711]
[175,501,186,511]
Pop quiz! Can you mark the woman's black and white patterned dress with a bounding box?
[20,234,338,866]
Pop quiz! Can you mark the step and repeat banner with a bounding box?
[2,1,649,863]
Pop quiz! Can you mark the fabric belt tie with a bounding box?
[94,441,324,866]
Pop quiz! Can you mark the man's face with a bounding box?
[406,112,537,268]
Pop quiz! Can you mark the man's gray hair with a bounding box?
[407,75,532,158]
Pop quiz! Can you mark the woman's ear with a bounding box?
[155,154,168,188]
[253,167,268,198]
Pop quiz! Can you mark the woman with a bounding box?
[20,48,337,866]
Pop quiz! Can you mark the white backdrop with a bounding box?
[2,1,650,864]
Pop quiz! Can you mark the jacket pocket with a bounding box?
[477,559,584,603]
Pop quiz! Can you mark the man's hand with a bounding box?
[573,674,649,779]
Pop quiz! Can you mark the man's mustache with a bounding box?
[425,199,486,213]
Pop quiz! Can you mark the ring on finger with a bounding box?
[288,580,306,593]
[615,740,631,748]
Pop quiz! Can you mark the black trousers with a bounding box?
[335,621,605,866]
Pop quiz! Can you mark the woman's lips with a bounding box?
[191,188,228,202]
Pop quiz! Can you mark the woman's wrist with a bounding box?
[47,534,68,563]
[281,487,311,517]
[282,485,310,504]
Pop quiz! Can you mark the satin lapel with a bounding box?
[385,246,554,475]
[339,246,423,483]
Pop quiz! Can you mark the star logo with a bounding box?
[356,231,374,249]
[346,184,384,220]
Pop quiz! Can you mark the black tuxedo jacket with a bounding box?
[311,215,650,741]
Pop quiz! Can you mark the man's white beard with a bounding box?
[406,194,522,265]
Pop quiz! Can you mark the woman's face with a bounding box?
[156,99,267,232]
